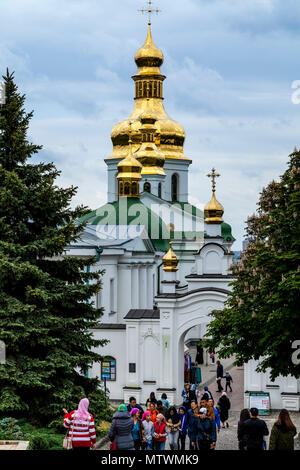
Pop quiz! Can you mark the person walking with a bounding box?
[127,397,144,418]
[63,398,96,451]
[182,383,196,411]
[146,392,157,408]
[130,408,144,450]
[269,409,297,451]
[239,407,269,450]
[210,351,215,364]
[156,400,168,417]
[217,392,231,428]
[161,393,170,409]
[149,402,159,423]
[142,411,155,450]
[178,406,188,450]
[208,398,221,434]
[166,406,180,450]
[202,386,213,402]
[225,372,233,392]
[216,360,224,392]
[191,407,217,451]
[237,408,250,450]
[108,404,135,450]
[153,414,167,450]
[187,400,198,450]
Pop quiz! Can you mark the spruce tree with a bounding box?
[0,70,110,423]
[205,149,300,380]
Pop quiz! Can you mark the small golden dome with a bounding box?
[163,241,178,272]
[135,25,164,70]
[204,168,224,224]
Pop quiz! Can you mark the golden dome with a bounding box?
[117,133,142,197]
[135,25,164,74]
[107,24,190,163]
[204,168,224,224]
[133,101,165,176]
[163,241,178,272]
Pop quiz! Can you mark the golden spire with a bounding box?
[133,99,165,176]
[162,241,178,272]
[117,123,142,197]
[204,168,224,224]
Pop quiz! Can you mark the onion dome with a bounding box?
[117,131,142,198]
[162,241,178,272]
[107,24,190,162]
[133,101,165,176]
[204,168,224,224]
[134,25,164,74]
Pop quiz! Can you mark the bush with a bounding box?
[0,417,23,440]
[96,420,111,438]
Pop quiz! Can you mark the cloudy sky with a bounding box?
[1,0,300,249]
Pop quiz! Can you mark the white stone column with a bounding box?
[131,265,139,309]
[118,264,132,320]
[146,265,153,308]
[140,266,147,309]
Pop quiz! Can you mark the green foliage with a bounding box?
[204,150,300,380]
[0,70,110,423]
[0,417,23,440]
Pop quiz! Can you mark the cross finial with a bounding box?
[138,1,161,26]
[207,168,220,193]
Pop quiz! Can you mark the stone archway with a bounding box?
[156,289,229,404]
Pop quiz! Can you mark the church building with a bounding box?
[67,21,300,410]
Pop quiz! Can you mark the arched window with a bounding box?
[171,173,179,201]
[124,182,130,195]
[101,356,116,381]
[158,182,162,198]
[144,182,151,193]
[132,182,138,195]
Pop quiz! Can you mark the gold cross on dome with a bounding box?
[138,1,161,26]
[207,168,220,192]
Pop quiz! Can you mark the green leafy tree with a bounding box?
[0,70,110,423]
[205,149,300,380]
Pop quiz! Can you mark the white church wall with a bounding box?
[90,328,126,400]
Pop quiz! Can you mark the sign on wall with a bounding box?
[249,392,270,415]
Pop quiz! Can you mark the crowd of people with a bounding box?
[62,379,298,451]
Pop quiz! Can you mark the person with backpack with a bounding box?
[239,407,269,450]
[269,409,297,451]
[217,392,231,428]
[191,407,217,451]
[225,371,233,392]
[108,404,135,450]
[63,398,96,451]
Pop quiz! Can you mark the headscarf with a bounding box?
[204,386,209,391]
[166,406,180,424]
[130,407,140,417]
[118,403,127,412]
[142,411,151,421]
[221,391,227,397]
[76,398,90,421]
[156,413,165,421]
